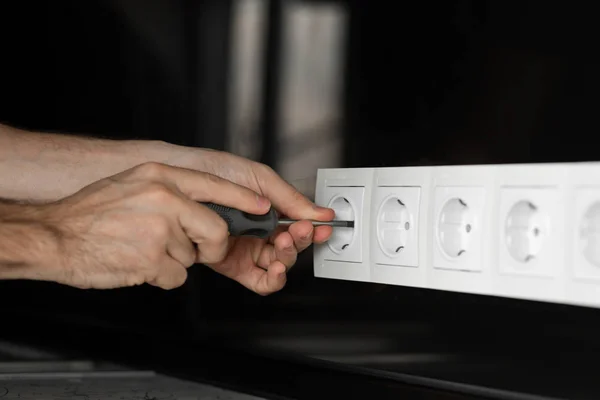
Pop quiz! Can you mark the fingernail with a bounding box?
[257,194,271,209]
[302,228,314,240]
[314,205,335,217]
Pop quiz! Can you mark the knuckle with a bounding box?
[135,161,166,179]
[145,183,175,204]
[202,214,229,244]
[199,243,227,265]
[213,218,229,240]
[181,250,197,268]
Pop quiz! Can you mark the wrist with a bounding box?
[0,203,62,280]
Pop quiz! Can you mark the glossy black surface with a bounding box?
[2,1,600,399]
[0,314,488,400]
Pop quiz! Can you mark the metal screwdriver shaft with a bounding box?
[277,219,354,228]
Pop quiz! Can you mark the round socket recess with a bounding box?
[327,195,356,254]
[505,200,547,263]
[580,202,600,267]
[437,198,473,258]
[377,196,411,257]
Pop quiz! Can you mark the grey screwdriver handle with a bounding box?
[201,202,278,239]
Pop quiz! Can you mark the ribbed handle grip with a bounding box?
[201,203,278,239]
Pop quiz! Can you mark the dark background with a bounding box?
[1,1,600,399]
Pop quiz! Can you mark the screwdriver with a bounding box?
[202,202,354,239]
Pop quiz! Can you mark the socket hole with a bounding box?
[438,198,472,258]
[505,200,548,263]
[327,195,356,254]
[377,196,411,258]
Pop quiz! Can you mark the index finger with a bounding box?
[254,165,334,221]
[139,163,271,215]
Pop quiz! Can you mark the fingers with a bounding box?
[287,220,314,252]
[139,181,231,265]
[209,250,287,296]
[258,220,329,270]
[149,257,189,290]
[313,226,333,244]
[175,199,230,264]
[166,223,197,268]
[133,162,271,215]
[254,164,334,222]
[248,261,287,296]
[258,232,296,270]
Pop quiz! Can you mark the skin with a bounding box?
[0,123,334,295]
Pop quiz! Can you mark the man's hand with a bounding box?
[24,162,273,290]
[0,123,335,294]
[166,148,335,295]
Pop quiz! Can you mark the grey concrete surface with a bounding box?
[0,371,266,400]
[0,340,266,400]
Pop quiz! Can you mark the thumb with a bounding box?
[255,166,334,221]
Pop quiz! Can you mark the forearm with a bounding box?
[0,123,187,201]
[0,201,60,280]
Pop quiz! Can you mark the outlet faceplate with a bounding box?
[498,187,560,278]
[313,163,600,309]
[372,186,420,267]
[433,186,485,272]
[313,168,374,283]
[323,186,364,263]
[574,188,600,281]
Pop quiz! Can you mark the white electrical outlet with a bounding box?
[567,165,600,306]
[369,167,430,288]
[323,186,364,263]
[427,166,495,295]
[313,168,374,283]
[497,187,560,278]
[372,186,420,267]
[573,188,600,281]
[313,162,600,309]
[433,186,485,272]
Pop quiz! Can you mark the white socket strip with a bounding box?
[313,163,600,309]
